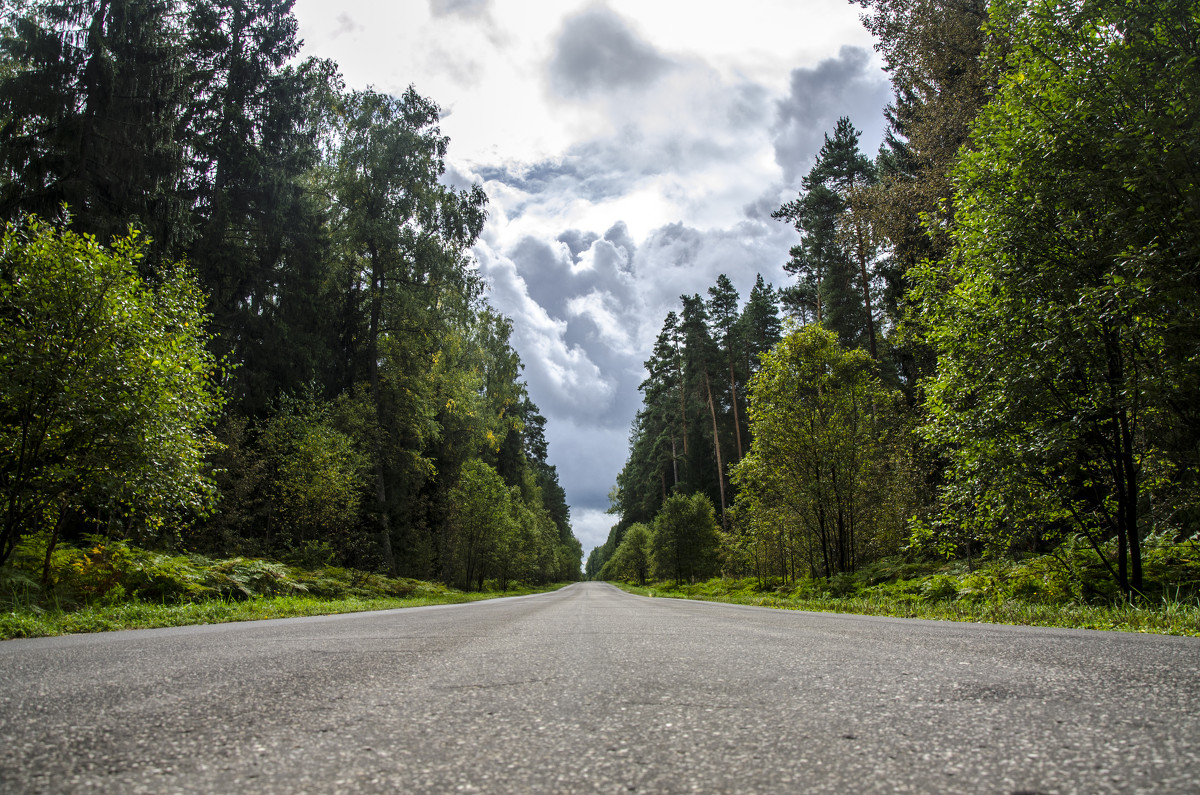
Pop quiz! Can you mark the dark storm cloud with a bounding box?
[726,82,772,129]
[480,216,792,435]
[548,7,672,97]
[428,0,490,17]
[772,45,891,185]
[743,188,789,224]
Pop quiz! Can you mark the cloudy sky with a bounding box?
[292,0,892,554]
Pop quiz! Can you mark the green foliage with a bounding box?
[600,522,652,585]
[0,0,584,591]
[651,493,720,584]
[0,218,222,562]
[0,532,570,639]
[0,532,569,621]
[913,0,1200,596]
[0,0,193,258]
[446,459,511,590]
[606,274,783,575]
[618,538,1200,635]
[732,325,913,579]
[257,394,369,549]
[774,117,879,356]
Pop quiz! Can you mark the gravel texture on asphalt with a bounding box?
[1,581,1198,793]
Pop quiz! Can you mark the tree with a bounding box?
[184,0,339,409]
[854,0,991,311]
[613,310,690,528]
[732,325,900,578]
[650,492,720,584]
[707,274,746,462]
[0,218,223,565]
[255,393,368,552]
[680,294,728,524]
[445,458,510,591]
[737,274,782,379]
[0,0,192,259]
[775,118,880,356]
[600,522,651,585]
[914,0,1200,597]
[328,86,486,575]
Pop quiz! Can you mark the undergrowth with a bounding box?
[0,533,564,640]
[612,540,1200,636]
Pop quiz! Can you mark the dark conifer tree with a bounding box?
[706,274,745,463]
[680,293,727,524]
[775,117,879,356]
[0,0,191,262]
[737,274,782,379]
[184,0,337,411]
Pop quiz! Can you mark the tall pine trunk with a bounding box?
[728,360,743,461]
[704,372,727,527]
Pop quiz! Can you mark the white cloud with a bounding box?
[571,507,619,556]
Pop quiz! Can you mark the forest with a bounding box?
[591,0,1200,613]
[0,0,583,603]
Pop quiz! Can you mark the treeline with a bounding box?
[0,0,582,587]
[591,0,1200,599]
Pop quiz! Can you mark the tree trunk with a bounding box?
[728,359,744,461]
[704,372,727,526]
[678,368,689,455]
[367,238,396,576]
[1117,406,1142,595]
[41,502,67,588]
[1105,333,1141,598]
[854,221,878,360]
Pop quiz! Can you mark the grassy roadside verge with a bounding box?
[0,585,565,640]
[611,581,1200,637]
[0,532,571,641]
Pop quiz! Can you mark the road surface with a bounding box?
[1,581,1197,793]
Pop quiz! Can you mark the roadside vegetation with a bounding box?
[0,534,563,640]
[0,0,583,612]
[592,0,1200,637]
[612,543,1200,636]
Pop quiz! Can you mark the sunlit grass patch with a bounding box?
[0,534,569,640]
[614,569,1200,637]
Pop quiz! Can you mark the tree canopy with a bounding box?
[0,218,222,562]
[0,0,583,585]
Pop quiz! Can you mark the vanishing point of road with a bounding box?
[1,582,1197,793]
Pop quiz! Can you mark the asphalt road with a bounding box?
[1,582,1197,794]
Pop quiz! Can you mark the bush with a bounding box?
[921,575,959,601]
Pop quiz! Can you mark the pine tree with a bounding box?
[0,0,191,262]
[183,0,338,410]
[775,118,879,357]
[737,274,783,378]
[680,294,728,525]
[706,274,745,462]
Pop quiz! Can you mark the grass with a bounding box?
[0,533,569,640]
[613,580,1200,636]
[607,542,1200,637]
[0,586,562,640]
